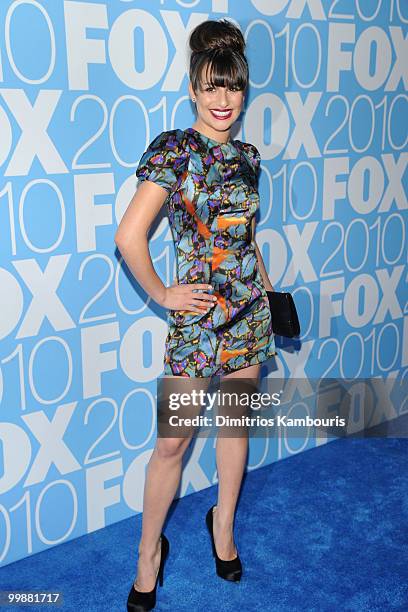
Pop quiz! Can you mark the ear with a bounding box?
[188,81,195,100]
[241,91,247,112]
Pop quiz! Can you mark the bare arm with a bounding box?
[251,216,274,292]
[114,180,170,306]
[115,179,215,313]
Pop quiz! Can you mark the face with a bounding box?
[188,64,245,142]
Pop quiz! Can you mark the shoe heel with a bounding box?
[127,533,169,611]
[158,533,169,587]
[205,505,242,582]
[158,564,164,587]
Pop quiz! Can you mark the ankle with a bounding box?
[138,538,161,560]
[213,506,234,529]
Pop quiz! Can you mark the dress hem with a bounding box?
[162,349,278,378]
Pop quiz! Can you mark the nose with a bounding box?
[215,88,230,108]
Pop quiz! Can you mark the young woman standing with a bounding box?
[114,19,276,611]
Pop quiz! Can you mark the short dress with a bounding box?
[136,127,277,377]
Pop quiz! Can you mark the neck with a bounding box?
[192,121,231,144]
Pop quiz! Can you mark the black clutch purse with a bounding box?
[266,290,300,338]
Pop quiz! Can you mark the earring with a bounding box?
[192,98,196,102]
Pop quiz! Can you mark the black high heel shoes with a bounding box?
[127,533,169,611]
[205,505,242,582]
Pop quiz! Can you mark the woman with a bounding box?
[114,19,276,611]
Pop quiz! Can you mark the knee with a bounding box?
[155,437,188,460]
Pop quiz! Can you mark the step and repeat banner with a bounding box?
[0,0,407,566]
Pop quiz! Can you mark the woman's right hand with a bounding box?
[163,282,217,314]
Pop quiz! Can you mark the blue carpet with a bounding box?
[1,437,407,611]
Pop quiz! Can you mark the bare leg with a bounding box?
[134,375,211,591]
[213,363,261,560]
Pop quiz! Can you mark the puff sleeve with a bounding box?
[241,142,261,178]
[136,129,187,193]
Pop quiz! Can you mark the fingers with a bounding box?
[185,300,216,313]
[173,283,217,314]
[179,307,210,314]
[182,296,217,314]
[182,283,213,293]
[192,293,217,304]
[190,287,217,309]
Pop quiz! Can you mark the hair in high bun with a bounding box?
[189,19,248,94]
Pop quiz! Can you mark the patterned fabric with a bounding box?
[136,127,277,377]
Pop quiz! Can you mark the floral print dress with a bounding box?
[136,127,277,377]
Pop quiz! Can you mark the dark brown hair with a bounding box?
[189,19,248,94]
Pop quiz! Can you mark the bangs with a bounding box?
[192,50,248,92]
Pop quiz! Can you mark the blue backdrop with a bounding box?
[0,0,407,566]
